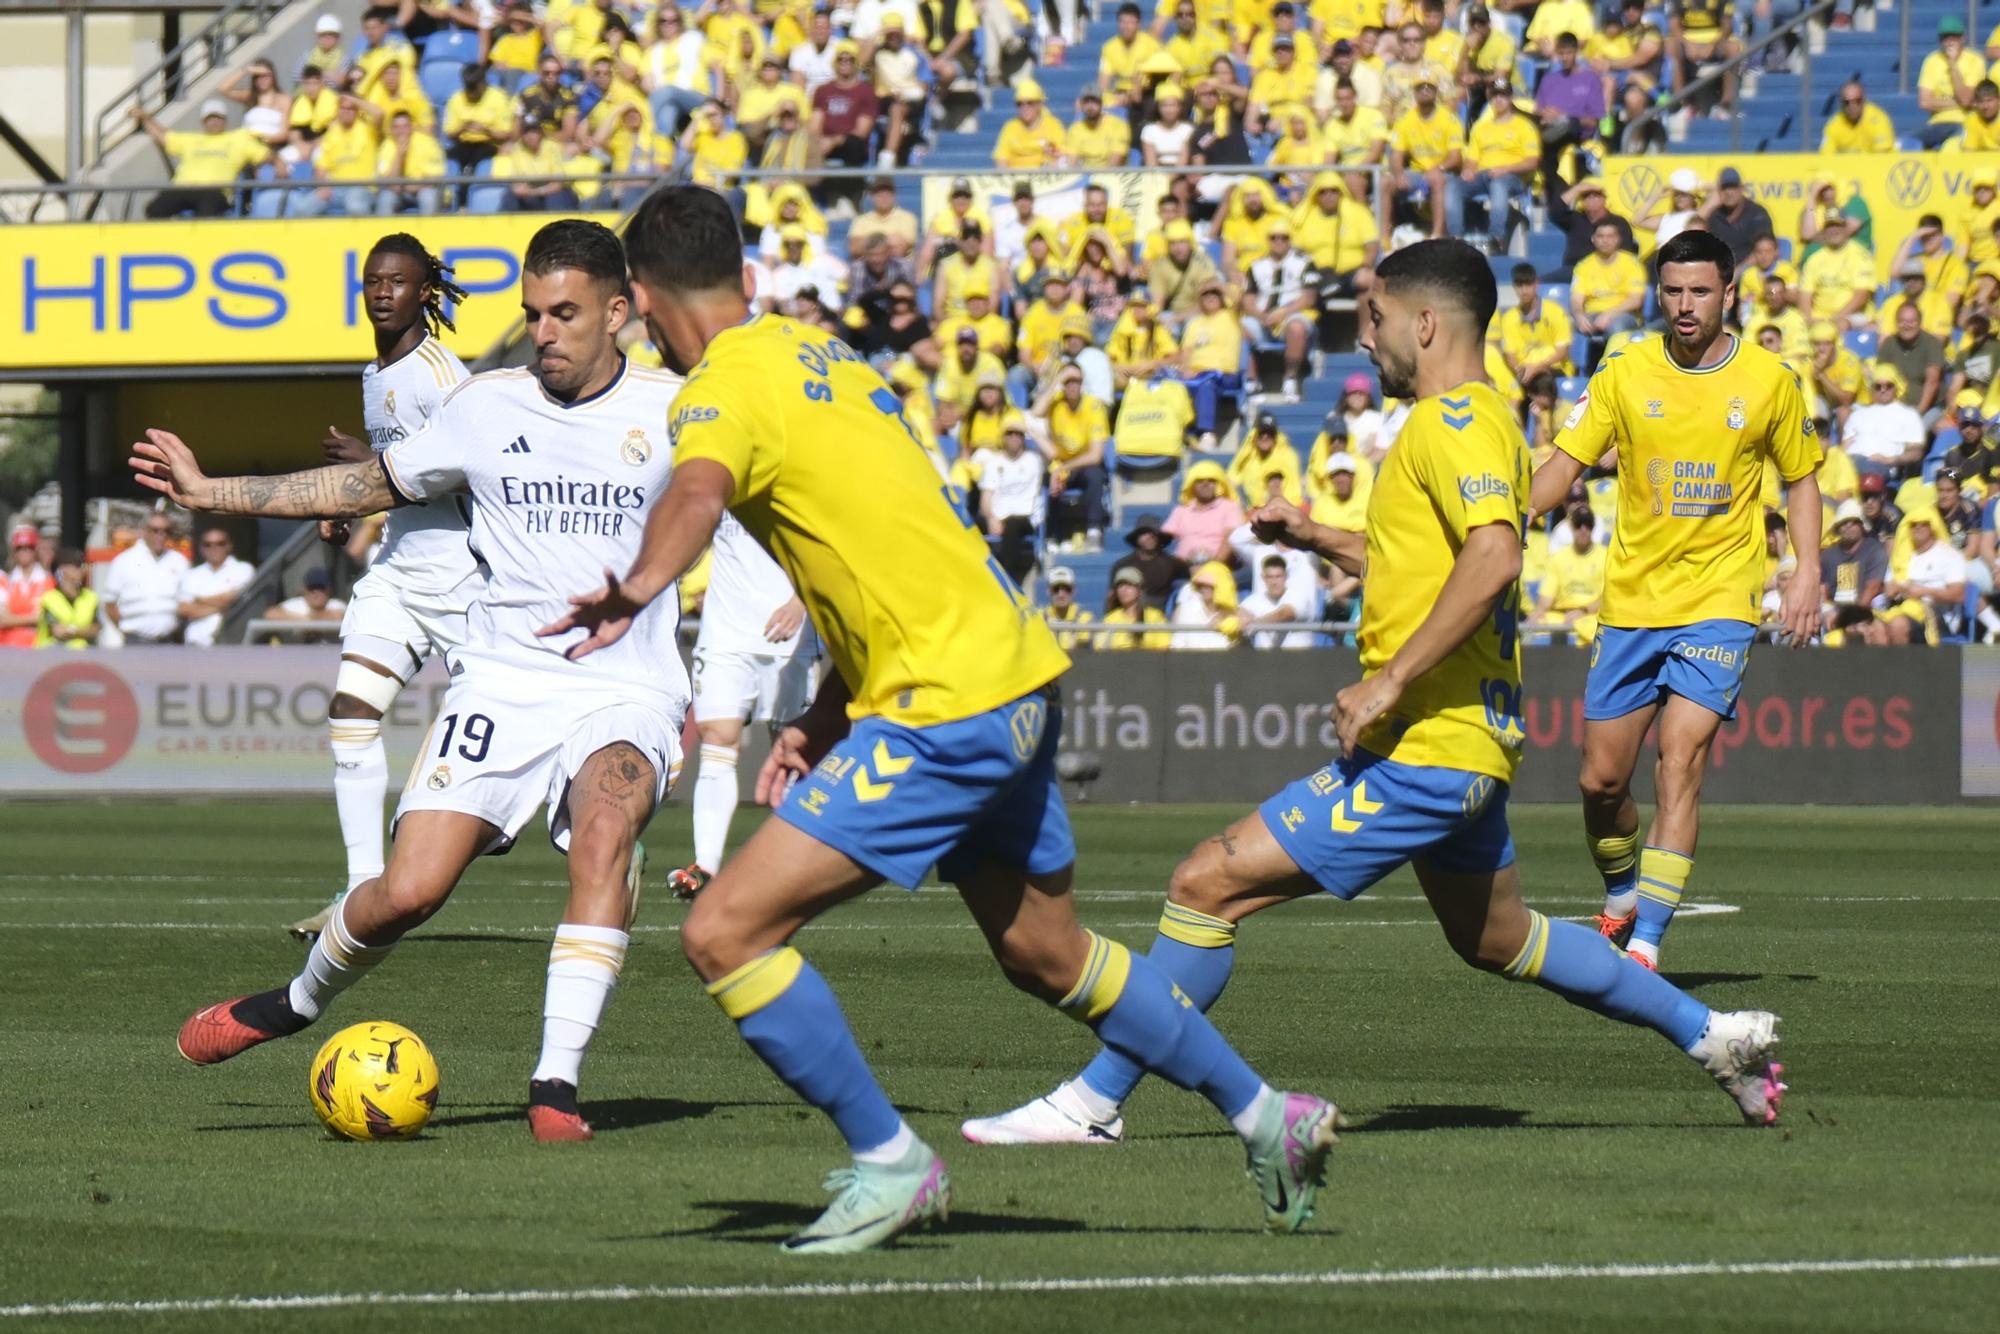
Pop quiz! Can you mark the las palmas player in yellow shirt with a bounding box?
[541,185,1337,1255]
[967,240,1790,1150]
[1533,230,1823,971]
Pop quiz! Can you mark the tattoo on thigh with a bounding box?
[592,743,652,805]
[1217,832,1238,857]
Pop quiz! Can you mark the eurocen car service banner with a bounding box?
[2,214,586,371]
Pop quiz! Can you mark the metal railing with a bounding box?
[0,157,1390,225]
[91,0,294,166]
[1625,0,1842,154]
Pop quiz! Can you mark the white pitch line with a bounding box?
[2,1254,1993,1320]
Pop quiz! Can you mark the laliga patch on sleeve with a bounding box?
[1561,392,1589,433]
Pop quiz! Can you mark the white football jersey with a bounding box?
[696,511,817,658]
[380,359,690,711]
[362,333,475,597]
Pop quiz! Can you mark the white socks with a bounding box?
[289,894,394,1021]
[1229,1083,1278,1141]
[330,719,388,891]
[531,924,630,1086]
[853,1119,916,1165]
[1604,889,1640,918]
[1058,1077,1123,1126]
[691,742,739,875]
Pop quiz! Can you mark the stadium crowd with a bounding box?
[27,2,2000,650]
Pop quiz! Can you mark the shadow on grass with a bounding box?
[1664,971,1820,988]
[399,933,546,946]
[630,1198,1094,1244]
[195,1096,782,1135]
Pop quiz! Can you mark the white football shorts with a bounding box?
[690,645,816,726]
[395,664,684,855]
[339,567,479,685]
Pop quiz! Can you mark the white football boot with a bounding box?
[960,1081,1125,1145]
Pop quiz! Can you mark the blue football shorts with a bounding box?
[1259,749,1515,899]
[1585,619,1757,721]
[775,685,1075,889]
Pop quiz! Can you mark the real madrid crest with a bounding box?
[427,765,451,790]
[1726,398,1746,431]
[621,428,652,466]
[384,389,397,417]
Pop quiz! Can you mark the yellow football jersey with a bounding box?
[1554,334,1817,629]
[670,317,1069,726]
[1358,380,1530,781]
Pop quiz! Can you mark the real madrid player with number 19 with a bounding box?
[542,185,1338,1255]
[132,221,688,1143]
[666,512,816,900]
[1533,230,1822,971]
[290,234,472,942]
[967,243,1786,1153]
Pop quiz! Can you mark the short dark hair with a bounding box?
[524,218,628,295]
[625,185,744,294]
[1655,227,1735,287]
[1978,79,1998,97]
[1511,262,1538,285]
[1375,238,1497,333]
[1918,212,1944,229]
[1556,30,1579,48]
[55,546,84,567]
[1118,1,1142,14]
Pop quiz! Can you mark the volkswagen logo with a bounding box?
[1887,158,1932,208]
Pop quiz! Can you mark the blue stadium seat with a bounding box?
[466,157,506,215]
[1542,284,1570,315]
[1558,375,1587,403]
[1845,329,1879,361]
[421,61,465,112]
[422,28,481,67]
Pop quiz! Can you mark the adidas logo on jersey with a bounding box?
[502,435,531,454]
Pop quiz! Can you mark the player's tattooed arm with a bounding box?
[130,429,402,518]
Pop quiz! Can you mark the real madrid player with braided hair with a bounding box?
[289,232,473,941]
[134,220,689,1143]
[540,184,1339,1255]
[967,241,1788,1151]
[1532,228,1823,971]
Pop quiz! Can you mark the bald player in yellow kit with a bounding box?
[540,186,1337,1256]
[965,240,1787,1151]
[1533,229,1823,971]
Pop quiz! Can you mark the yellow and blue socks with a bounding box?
[708,947,907,1156]
[532,924,628,1087]
[1074,905,1238,1111]
[1503,910,1709,1050]
[1630,846,1694,966]
[1059,930,1267,1126]
[1590,829,1640,920]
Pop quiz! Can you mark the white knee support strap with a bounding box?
[334,657,407,715]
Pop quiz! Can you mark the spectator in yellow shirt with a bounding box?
[1874,260,1956,341]
[351,8,416,91]
[1821,81,1898,153]
[1568,219,1646,372]
[443,64,516,174]
[1266,103,1325,178]
[1097,568,1172,650]
[1218,178,1282,279]
[1320,78,1390,197]
[994,78,1069,167]
[494,117,579,212]
[1810,320,1867,424]
[374,110,445,216]
[1291,172,1380,291]
[304,95,382,217]
[1100,4,1163,101]
[132,99,268,218]
[1494,262,1574,382]
[1068,87,1133,166]
[1247,35,1316,129]
[1747,267,1811,364]
[1532,505,1607,645]
[1041,364,1112,547]
[1460,78,1538,253]
[1108,297,1179,387]
[937,286,1014,359]
[1171,278,1245,446]
[489,1,545,77]
[1918,16,1988,147]
[1389,75,1465,239]
[1161,2,1229,82]
[734,51,809,157]
[364,59,433,132]
[1058,183,1137,255]
[681,99,747,190]
[1526,0,1597,58]
[1798,224,1877,328]
[1963,169,2000,266]
[1958,79,2000,150]
[935,331,1007,413]
[289,66,338,136]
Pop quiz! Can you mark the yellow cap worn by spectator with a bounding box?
[1868,361,1908,398]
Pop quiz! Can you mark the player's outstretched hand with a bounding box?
[537,568,645,660]
[763,597,806,643]
[756,723,816,807]
[1778,564,1821,647]
[1248,497,1313,550]
[318,519,351,546]
[128,429,212,510]
[1332,673,1403,758]
[321,425,370,466]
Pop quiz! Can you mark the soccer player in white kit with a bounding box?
[665,511,817,900]
[290,234,473,940]
[135,221,689,1142]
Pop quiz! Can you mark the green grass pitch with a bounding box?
[1,798,1995,1332]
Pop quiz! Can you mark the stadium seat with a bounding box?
[421,61,465,112]
[1845,329,1879,361]
[465,158,506,215]
[421,28,481,67]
